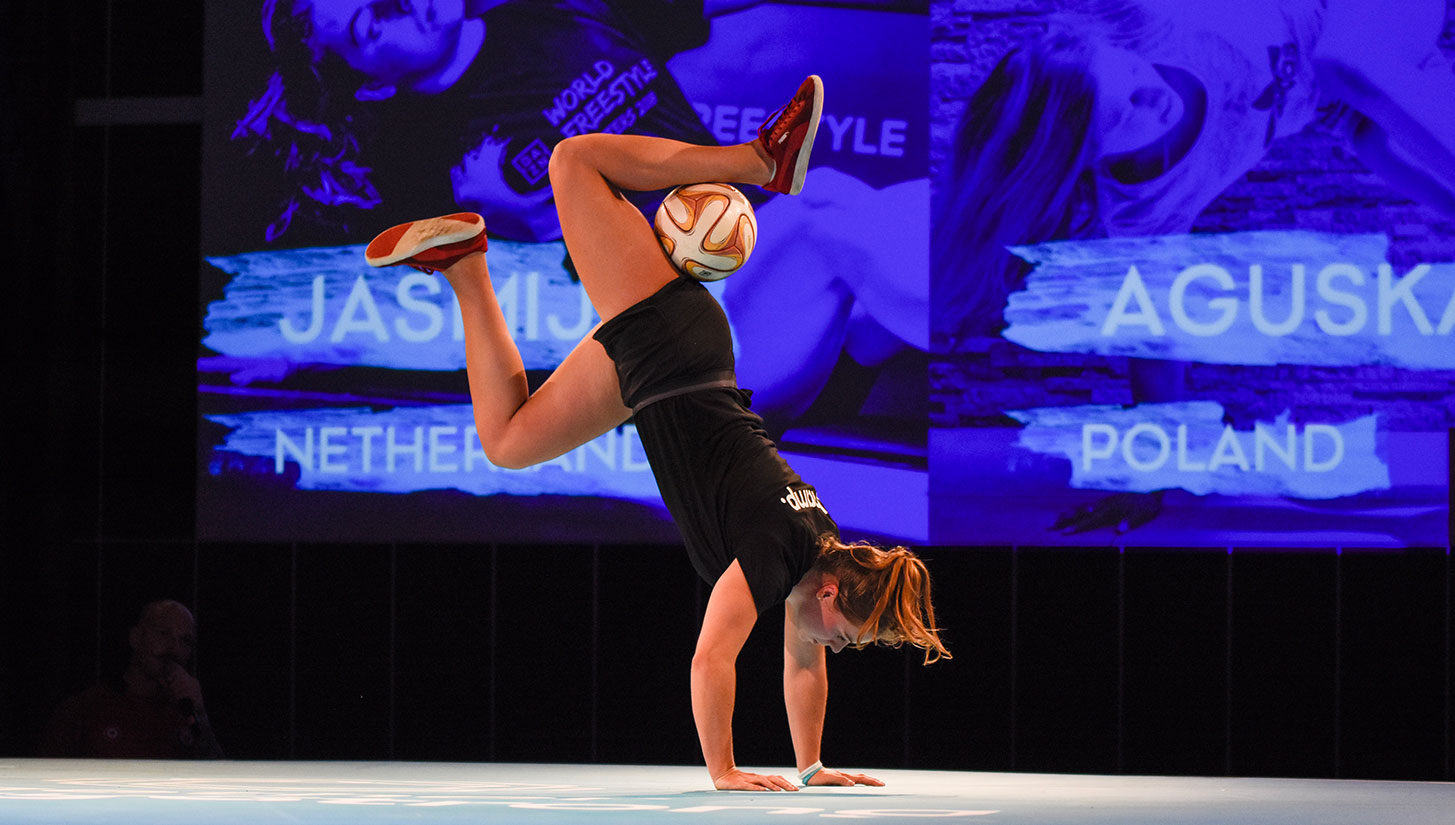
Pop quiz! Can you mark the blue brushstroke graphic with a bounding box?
[206,404,663,503]
[1007,401,1390,499]
[1003,232,1455,368]
[203,241,731,374]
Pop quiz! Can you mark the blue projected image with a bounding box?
[201,1,930,543]
[929,0,1455,545]
[206,0,1450,547]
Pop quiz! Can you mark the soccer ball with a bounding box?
[654,183,757,281]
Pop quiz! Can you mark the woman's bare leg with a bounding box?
[439,250,630,469]
[372,79,822,468]
[373,137,773,469]
[441,136,772,466]
[547,133,774,321]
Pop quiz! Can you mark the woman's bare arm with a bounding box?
[781,610,885,788]
[782,612,829,774]
[692,560,797,791]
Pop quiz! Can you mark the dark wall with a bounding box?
[5,541,1452,781]
[1,3,1451,782]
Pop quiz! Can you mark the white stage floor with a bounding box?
[2,760,1451,824]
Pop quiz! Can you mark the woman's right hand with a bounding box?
[712,768,799,792]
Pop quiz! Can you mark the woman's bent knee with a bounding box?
[548,134,599,182]
[482,441,533,471]
[480,427,558,471]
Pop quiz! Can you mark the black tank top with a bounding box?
[631,388,838,613]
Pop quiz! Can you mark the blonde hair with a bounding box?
[814,535,951,664]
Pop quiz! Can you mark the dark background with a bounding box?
[2,4,1451,781]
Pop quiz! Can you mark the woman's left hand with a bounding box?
[806,768,885,787]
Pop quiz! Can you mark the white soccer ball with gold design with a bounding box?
[653,183,758,281]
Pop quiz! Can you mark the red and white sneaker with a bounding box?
[364,212,487,274]
[757,75,823,196]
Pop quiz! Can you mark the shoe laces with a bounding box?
[758,93,806,145]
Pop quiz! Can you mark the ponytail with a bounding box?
[815,536,951,664]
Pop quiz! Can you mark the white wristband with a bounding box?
[799,760,824,785]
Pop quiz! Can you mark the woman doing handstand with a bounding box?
[364,76,949,792]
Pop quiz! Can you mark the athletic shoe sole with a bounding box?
[365,212,486,269]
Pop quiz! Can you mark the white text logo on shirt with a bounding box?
[780,486,829,517]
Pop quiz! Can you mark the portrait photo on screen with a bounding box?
[199,0,931,543]
[929,0,1455,546]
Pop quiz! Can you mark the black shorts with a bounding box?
[592,277,737,413]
